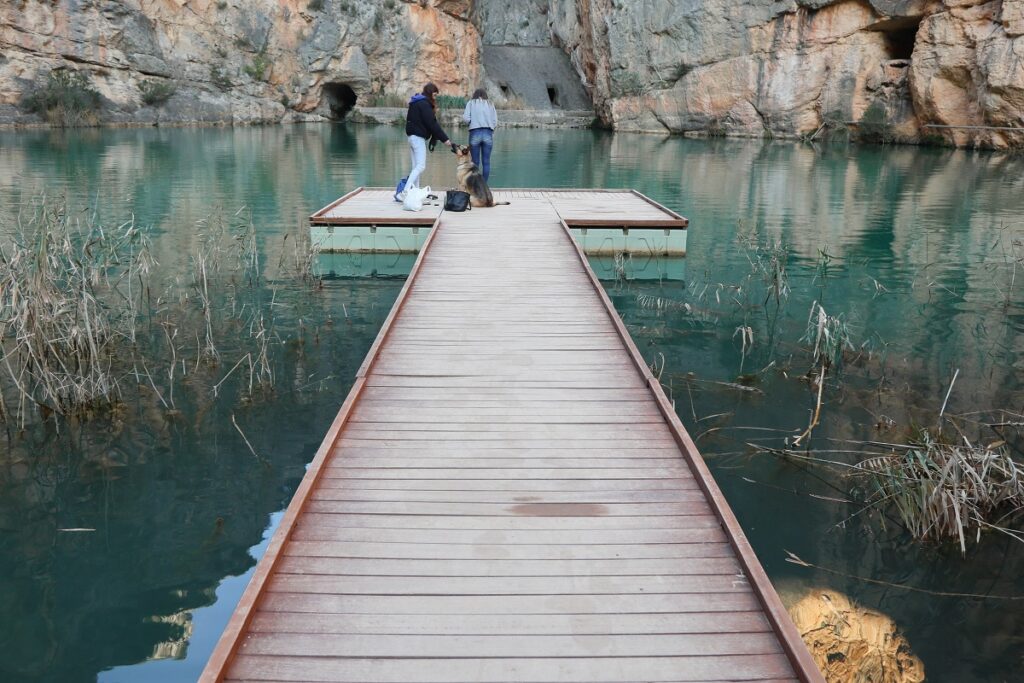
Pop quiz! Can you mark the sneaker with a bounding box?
[394,190,407,203]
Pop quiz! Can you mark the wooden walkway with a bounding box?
[309,188,689,229]
[202,192,821,682]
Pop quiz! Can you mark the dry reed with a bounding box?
[0,199,324,428]
[857,431,1024,555]
[0,201,152,424]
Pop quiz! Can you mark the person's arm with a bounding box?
[426,108,453,146]
[463,101,472,124]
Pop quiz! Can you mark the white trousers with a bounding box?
[407,135,427,189]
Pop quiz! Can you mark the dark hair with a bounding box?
[422,82,439,111]
[471,88,488,100]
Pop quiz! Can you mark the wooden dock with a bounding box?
[201,191,822,682]
[309,188,690,257]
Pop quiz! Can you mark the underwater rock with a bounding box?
[788,588,926,683]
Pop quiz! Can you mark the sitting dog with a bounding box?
[453,145,510,207]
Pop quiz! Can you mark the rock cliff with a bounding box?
[2,0,1021,147]
[548,0,1024,147]
[0,0,481,126]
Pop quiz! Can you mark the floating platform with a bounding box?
[310,187,689,258]
[317,250,687,282]
[202,191,821,683]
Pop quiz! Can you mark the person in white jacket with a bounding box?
[462,89,498,182]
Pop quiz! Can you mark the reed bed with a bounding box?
[856,432,1024,555]
[0,202,152,424]
[625,224,1024,554]
[747,427,1024,555]
[0,200,322,428]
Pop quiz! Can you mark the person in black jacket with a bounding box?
[402,83,455,196]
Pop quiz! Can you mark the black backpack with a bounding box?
[444,190,472,212]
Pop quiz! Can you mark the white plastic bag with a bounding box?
[403,185,430,212]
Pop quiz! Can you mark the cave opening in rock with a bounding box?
[547,85,560,108]
[499,83,511,97]
[875,17,922,61]
[884,27,918,60]
[323,82,357,120]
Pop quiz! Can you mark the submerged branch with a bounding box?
[785,551,1024,600]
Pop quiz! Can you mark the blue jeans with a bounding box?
[469,128,493,183]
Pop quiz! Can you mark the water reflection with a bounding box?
[0,125,1022,682]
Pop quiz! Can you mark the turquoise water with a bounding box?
[1,124,1023,681]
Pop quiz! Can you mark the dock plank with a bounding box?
[283,540,737,560]
[289,525,728,545]
[238,631,783,657]
[226,654,795,682]
[267,574,751,596]
[308,486,707,501]
[295,512,710,528]
[202,191,821,683]
[247,611,773,635]
[272,556,741,576]
[257,591,762,614]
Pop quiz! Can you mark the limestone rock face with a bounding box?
[1,0,1021,147]
[0,0,481,126]
[474,0,551,47]
[546,0,1023,146]
[1005,0,1024,34]
[911,2,1024,147]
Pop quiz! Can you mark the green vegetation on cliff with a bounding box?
[21,70,101,127]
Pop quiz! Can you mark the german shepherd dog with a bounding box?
[453,145,510,207]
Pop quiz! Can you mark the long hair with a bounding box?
[471,88,488,100]
[422,82,439,111]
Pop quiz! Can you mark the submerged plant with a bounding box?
[738,230,791,356]
[791,301,855,446]
[802,301,854,371]
[733,324,754,375]
[987,221,1024,310]
[857,432,1024,554]
[279,227,323,285]
[0,202,153,423]
[0,199,326,429]
[612,252,633,285]
[748,238,790,309]
[636,293,690,314]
